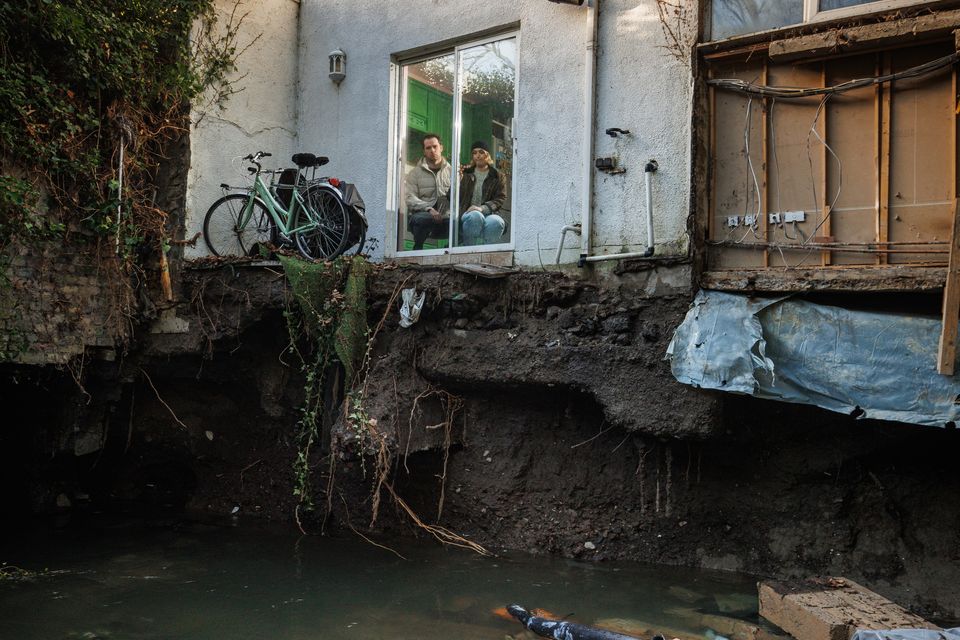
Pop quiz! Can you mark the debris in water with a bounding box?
[506,604,640,639]
[584,541,596,550]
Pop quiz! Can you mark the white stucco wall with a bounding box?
[185,0,301,258]
[297,0,695,265]
[185,0,696,265]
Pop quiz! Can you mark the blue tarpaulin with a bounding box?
[852,630,960,640]
[666,290,960,427]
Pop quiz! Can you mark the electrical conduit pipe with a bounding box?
[583,159,658,263]
[555,224,582,264]
[578,0,599,267]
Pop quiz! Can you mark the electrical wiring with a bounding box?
[745,97,762,224]
[706,240,948,255]
[707,51,960,98]
[803,96,843,243]
[716,51,957,268]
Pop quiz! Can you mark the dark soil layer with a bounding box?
[3,263,958,623]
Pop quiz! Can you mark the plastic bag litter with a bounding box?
[399,288,426,328]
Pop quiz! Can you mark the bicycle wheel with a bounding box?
[342,212,367,256]
[203,194,276,257]
[295,186,350,260]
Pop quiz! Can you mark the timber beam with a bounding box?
[701,266,947,292]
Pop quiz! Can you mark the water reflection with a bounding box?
[0,519,758,639]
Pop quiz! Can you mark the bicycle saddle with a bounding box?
[291,153,329,168]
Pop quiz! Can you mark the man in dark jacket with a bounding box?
[458,140,506,246]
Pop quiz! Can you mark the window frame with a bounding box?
[803,0,939,23]
[707,0,941,43]
[386,30,520,259]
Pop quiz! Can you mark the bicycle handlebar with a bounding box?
[242,151,273,175]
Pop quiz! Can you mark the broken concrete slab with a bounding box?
[759,578,938,640]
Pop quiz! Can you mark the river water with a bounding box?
[0,517,760,639]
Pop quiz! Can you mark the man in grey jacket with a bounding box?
[404,133,452,250]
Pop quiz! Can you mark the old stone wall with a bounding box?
[0,238,129,365]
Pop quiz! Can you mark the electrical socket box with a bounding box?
[769,213,782,224]
[726,216,740,228]
[784,210,806,223]
[744,214,757,227]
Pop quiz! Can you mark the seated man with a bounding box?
[458,140,506,246]
[404,133,452,250]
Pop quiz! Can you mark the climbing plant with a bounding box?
[0,1,249,357]
[280,255,371,518]
[280,259,489,555]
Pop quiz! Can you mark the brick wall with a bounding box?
[1,238,130,365]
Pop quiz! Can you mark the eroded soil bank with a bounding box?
[2,263,958,623]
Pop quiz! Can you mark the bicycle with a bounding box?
[203,151,367,260]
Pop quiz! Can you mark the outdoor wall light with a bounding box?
[329,49,346,85]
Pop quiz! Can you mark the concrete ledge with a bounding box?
[759,578,938,640]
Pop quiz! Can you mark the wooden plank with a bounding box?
[823,54,875,266]
[759,578,938,640]
[821,64,831,267]
[708,83,717,258]
[767,9,960,62]
[878,52,891,266]
[702,42,769,62]
[937,199,960,375]
[762,62,769,268]
[766,62,824,268]
[888,43,955,264]
[701,265,947,292]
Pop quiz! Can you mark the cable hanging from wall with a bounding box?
[708,51,960,98]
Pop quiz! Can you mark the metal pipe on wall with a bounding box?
[578,0,599,266]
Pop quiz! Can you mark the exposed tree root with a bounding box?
[384,481,491,556]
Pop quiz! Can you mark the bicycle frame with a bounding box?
[233,170,339,238]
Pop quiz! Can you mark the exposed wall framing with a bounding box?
[702,39,958,284]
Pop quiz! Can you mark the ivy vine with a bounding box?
[0,0,249,358]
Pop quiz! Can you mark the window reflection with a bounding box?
[396,36,516,253]
[398,55,454,252]
[710,0,801,40]
[819,0,874,10]
[453,39,516,248]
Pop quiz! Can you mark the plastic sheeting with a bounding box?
[666,290,960,427]
[851,629,960,640]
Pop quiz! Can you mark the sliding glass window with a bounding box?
[395,33,517,255]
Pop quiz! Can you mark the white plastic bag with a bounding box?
[399,288,426,328]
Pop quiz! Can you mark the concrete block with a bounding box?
[759,578,937,640]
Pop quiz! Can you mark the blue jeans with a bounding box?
[461,210,506,246]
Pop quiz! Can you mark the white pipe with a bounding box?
[555,224,582,264]
[583,250,657,263]
[584,160,658,263]
[579,0,599,266]
[644,160,658,254]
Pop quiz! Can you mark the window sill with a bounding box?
[699,0,960,61]
[390,250,513,267]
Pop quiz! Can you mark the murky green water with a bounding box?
[0,518,759,639]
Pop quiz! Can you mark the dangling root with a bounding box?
[384,481,491,556]
[407,385,464,521]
